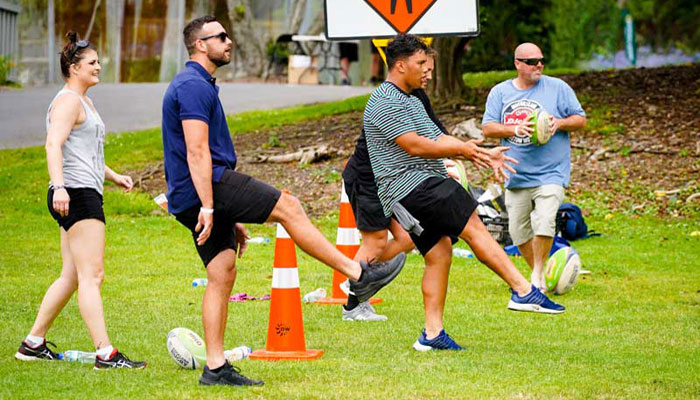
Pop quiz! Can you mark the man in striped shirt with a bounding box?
[364,34,566,352]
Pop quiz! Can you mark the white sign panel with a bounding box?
[325,0,479,40]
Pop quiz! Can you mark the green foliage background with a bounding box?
[464,0,700,71]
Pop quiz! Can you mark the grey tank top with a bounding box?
[46,88,106,194]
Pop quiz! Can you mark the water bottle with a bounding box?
[63,350,96,363]
[247,237,270,244]
[224,346,252,362]
[452,248,474,259]
[192,278,208,287]
[302,288,327,303]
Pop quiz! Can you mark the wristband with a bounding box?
[53,185,66,191]
[200,207,214,214]
[514,125,519,136]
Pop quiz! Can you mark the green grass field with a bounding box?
[1,99,699,399]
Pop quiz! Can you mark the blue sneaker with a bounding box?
[412,329,465,351]
[508,285,566,314]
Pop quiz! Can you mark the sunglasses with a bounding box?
[68,40,90,59]
[199,32,229,42]
[516,57,545,66]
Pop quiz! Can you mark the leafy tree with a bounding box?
[548,0,620,68]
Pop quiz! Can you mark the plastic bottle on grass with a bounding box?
[63,350,96,363]
[224,346,252,362]
[452,248,474,259]
[192,278,208,287]
[247,237,270,244]
[302,288,327,303]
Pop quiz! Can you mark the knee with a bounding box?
[274,193,303,222]
[78,264,104,288]
[394,231,415,253]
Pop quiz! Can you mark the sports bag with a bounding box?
[556,203,600,241]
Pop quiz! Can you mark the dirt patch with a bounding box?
[132,64,700,218]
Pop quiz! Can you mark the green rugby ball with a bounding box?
[167,327,207,369]
[529,109,553,146]
[445,160,469,190]
[545,247,581,295]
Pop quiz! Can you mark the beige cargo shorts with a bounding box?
[505,184,565,246]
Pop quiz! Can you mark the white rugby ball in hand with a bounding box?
[530,109,554,146]
[167,327,207,369]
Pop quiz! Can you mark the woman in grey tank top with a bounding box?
[14,32,145,369]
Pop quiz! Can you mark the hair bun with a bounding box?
[65,31,79,43]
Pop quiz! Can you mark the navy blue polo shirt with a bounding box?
[161,61,237,214]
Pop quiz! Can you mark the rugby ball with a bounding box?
[544,247,581,295]
[445,159,469,189]
[166,327,207,369]
[530,109,553,146]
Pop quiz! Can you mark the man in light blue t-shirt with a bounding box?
[482,42,586,292]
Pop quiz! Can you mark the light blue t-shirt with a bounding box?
[482,75,585,189]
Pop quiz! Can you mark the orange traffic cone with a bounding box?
[249,223,323,360]
[315,180,382,305]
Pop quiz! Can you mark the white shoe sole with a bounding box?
[412,341,434,352]
[342,315,388,321]
[507,301,564,314]
[15,352,41,361]
[339,280,350,296]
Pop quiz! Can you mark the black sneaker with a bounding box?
[94,349,147,370]
[349,252,406,302]
[199,361,264,386]
[15,340,62,361]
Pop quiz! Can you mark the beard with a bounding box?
[208,51,230,67]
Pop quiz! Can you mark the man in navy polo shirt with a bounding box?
[161,16,406,387]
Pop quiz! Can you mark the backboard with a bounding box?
[324,0,479,40]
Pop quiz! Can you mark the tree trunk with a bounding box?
[227,0,265,77]
[159,0,185,82]
[130,0,142,59]
[104,0,125,82]
[84,0,102,41]
[429,37,469,107]
[288,0,307,34]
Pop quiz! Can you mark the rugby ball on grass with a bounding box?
[529,109,553,146]
[167,327,207,369]
[545,247,581,295]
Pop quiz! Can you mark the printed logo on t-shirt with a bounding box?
[501,99,542,145]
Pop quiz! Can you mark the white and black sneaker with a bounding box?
[200,361,264,386]
[349,253,406,303]
[15,340,62,361]
[342,301,388,321]
[94,349,147,370]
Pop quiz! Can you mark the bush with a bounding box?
[0,55,14,84]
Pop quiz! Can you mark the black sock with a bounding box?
[344,295,360,311]
[209,363,226,373]
[358,266,366,282]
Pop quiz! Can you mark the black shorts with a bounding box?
[174,170,281,267]
[339,43,359,62]
[344,178,391,232]
[47,187,105,231]
[399,177,478,255]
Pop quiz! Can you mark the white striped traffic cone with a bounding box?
[249,223,323,360]
[315,180,381,305]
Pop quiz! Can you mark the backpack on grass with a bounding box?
[556,203,601,241]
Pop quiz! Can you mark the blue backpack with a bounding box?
[556,203,600,241]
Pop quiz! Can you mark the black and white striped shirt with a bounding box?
[364,82,448,216]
